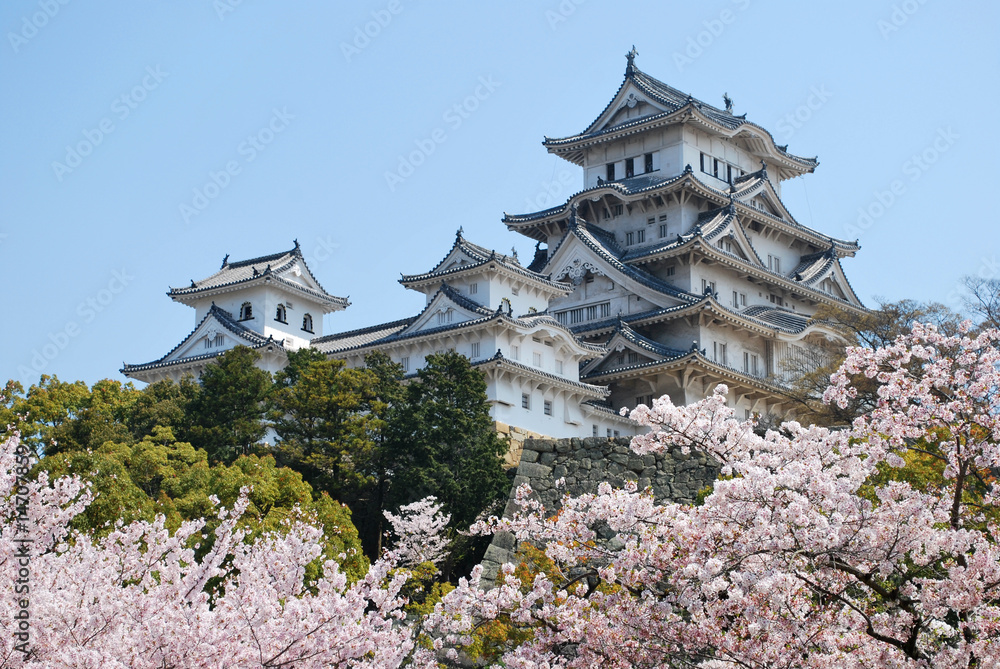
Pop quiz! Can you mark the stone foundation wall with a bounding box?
[481,436,719,580]
[493,421,545,468]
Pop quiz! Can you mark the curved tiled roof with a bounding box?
[317,283,605,357]
[400,230,567,292]
[121,304,286,374]
[582,347,786,397]
[611,320,689,358]
[542,61,817,171]
[473,350,610,398]
[545,221,699,304]
[504,169,860,259]
[310,317,416,353]
[168,242,349,309]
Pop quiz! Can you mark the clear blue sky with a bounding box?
[2,1,998,387]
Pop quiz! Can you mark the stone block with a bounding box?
[518,462,553,479]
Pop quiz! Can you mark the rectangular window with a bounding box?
[714,342,727,365]
[773,257,781,273]
[659,214,667,222]
[644,153,653,173]
[659,223,668,238]
[614,430,620,438]
[543,400,552,416]
[603,208,610,220]
[511,286,519,296]
[700,152,708,173]
[585,305,597,320]
[745,409,752,421]
[593,425,599,437]
[733,290,739,307]
[614,204,624,216]
[400,356,409,372]
[555,359,563,374]
[606,163,616,180]
[647,217,655,225]
[471,342,480,359]
[666,266,675,277]
[769,294,784,306]
[626,231,635,246]
[714,158,722,179]
[627,351,639,363]
[599,303,611,318]
[701,279,716,295]
[607,428,613,438]
[533,352,542,367]
[521,393,530,409]
[727,164,734,183]
[625,157,634,178]
[740,292,747,307]
[636,229,645,243]
[751,354,759,376]
[511,345,519,360]
[469,282,478,294]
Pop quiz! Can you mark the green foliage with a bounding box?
[34,424,368,582]
[187,346,272,463]
[386,351,510,531]
[271,357,379,499]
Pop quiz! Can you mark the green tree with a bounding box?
[778,298,964,426]
[271,358,378,500]
[127,376,201,443]
[35,425,368,582]
[352,351,405,556]
[187,346,272,463]
[386,351,509,531]
[9,375,91,457]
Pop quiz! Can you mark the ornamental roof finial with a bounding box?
[723,92,733,113]
[569,203,578,226]
[511,247,519,262]
[625,45,638,74]
[293,238,300,250]
[456,226,464,239]
[221,254,229,269]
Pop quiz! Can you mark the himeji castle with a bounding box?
[123,50,865,443]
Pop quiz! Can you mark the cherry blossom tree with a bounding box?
[0,432,440,668]
[383,496,451,569]
[432,324,1000,668]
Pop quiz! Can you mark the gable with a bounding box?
[400,289,490,335]
[589,83,669,135]
[162,312,262,364]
